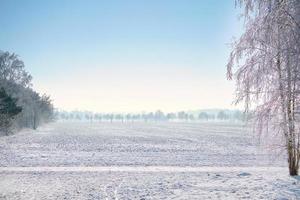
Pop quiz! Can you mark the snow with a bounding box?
[0,121,299,199]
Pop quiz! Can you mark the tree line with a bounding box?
[55,110,245,122]
[0,51,54,135]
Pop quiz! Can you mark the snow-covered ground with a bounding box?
[0,121,299,199]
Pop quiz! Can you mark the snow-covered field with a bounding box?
[0,121,299,199]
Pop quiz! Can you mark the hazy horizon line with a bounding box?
[56,107,243,114]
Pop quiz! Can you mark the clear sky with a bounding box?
[0,0,242,112]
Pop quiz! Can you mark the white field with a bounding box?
[0,121,299,199]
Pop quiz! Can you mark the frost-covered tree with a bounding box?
[166,113,176,121]
[198,112,209,121]
[94,114,102,122]
[147,112,154,121]
[228,0,300,175]
[154,110,165,121]
[217,111,228,121]
[31,93,53,129]
[115,114,124,122]
[188,114,195,121]
[178,111,188,121]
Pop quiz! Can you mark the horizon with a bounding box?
[1,0,243,112]
[56,107,243,115]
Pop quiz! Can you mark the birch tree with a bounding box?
[228,0,300,175]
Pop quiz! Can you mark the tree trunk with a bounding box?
[33,110,38,130]
[288,146,299,176]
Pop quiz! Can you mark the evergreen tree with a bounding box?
[0,87,22,134]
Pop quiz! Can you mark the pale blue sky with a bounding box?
[0,0,242,112]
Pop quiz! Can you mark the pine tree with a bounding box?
[0,87,22,135]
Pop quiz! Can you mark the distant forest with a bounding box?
[55,109,246,122]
